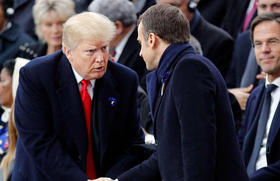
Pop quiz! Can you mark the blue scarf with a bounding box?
[146,43,195,120]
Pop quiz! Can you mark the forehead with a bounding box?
[158,0,184,5]
[76,39,108,48]
[40,11,66,23]
[254,21,280,40]
[0,68,11,78]
[137,22,144,38]
[258,0,280,4]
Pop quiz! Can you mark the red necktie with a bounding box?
[80,79,97,179]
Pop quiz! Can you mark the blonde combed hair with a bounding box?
[62,12,117,50]
[33,0,76,41]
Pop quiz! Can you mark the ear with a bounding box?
[115,21,124,35]
[148,33,157,48]
[63,46,72,62]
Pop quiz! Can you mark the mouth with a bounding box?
[51,37,61,41]
[93,66,105,72]
[260,55,274,62]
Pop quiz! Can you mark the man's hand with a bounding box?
[88,178,113,181]
[228,84,254,110]
[256,71,266,80]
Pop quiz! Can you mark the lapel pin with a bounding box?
[161,71,170,96]
[108,97,117,107]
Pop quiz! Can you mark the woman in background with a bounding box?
[17,0,75,59]
[0,59,15,160]
[0,58,29,181]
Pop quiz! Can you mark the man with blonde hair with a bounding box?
[12,12,145,181]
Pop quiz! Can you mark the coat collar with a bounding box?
[55,53,88,159]
[93,61,120,164]
[146,43,194,120]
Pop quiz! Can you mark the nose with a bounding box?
[51,24,61,34]
[261,42,271,52]
[95,51,104,62]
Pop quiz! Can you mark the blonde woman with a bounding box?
[18,0,75,59]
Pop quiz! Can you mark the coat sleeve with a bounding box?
[117,152,161,181]
[14,66,88,181]
[172,58,217,180]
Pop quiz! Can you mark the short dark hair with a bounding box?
[2,59,15,77]
[138,4,190,44]
[250,12,280,44]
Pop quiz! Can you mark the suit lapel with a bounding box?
[242,85,265,164]
[267,101,280,148]
[55,55,88,157]
[118,28,139,66]
[94,63,120,165]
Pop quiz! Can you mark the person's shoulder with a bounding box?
[18,42,45,60]
[175,54,212,75]
[107,61,138,79]
[235,30,250,43]
[11,23,35,42]
[250,84,265,97]
[22,51,63,73]
[179,53,213,69]
[199,16,233,40]
[176,53,224,82]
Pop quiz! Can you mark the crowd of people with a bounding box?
[0,0,280,180]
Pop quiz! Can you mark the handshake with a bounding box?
[88,178,118,181]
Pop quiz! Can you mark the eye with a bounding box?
[272,3,280,9]
[259,4,267,9]
[268,39,280,46]
[44,23,52,27]
[254,41,262,49]
[101,46,108,52]
[85,49,96,55]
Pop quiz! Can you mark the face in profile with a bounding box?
[137,22,157,71]
[64,40,109,80]
[39,11,67,49]
[0,68,13,108]
[253,20,280,82]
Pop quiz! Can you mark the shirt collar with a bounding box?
[265,76,280,88]
[71,67,96,86]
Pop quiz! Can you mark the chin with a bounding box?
[90,72,106,80]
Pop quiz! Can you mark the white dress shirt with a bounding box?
[256,76,280,170]
[114,25,135,62]
[72,67,95,99]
